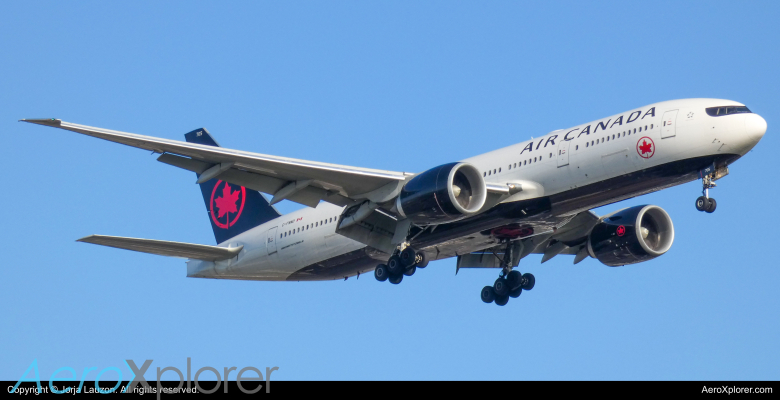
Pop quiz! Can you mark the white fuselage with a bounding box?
[187,98,766,281]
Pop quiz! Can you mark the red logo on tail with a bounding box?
[210,180,246,229]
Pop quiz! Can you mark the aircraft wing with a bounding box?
[22,119,409,208]
[77,235,242,261]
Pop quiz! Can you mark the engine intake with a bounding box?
[396,162,487,224]
[587,205,674,266]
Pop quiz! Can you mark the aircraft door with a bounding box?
[266,226,278,255]
[661,110,678,138]
[557,138,570,167]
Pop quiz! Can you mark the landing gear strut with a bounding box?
[374,246,427,285]
[696,165,726,213]
[480,241,535,306]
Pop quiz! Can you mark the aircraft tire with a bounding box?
[705,198,717,213]
[695,196,708,212]
[495,295,509,306]
[400,247,417,267]
[387,256,404,275]
[403,265,416,276]
[481,286,496,303]
[416,252,428,269]
[509,286,522,298]
[494,277,510,297]
[389,274,403,285]
[521,273,535,291]
[374,264,389,282]
[506,270,522,290]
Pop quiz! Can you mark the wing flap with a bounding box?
[77,235,242,261]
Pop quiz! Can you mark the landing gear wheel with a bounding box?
[695,196,708,212]
[400,247,417,267]
[481,286,495,303]
[494,277,509,297]
[495,295,509,306]
[388,274,403,285]
[403,265,416,276]
[521,273,535,291]
[509,286,522,298]
[416,252,428,269]
[705,198,717,213]
[387,256,404,275]
[374,264,389,282]
[506,270,522,290]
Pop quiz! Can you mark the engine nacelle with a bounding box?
[396,162,487,224]
[588,205,675,266]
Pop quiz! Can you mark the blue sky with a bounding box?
[1,1,778,381]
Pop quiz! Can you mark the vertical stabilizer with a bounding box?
[184,128,281,244]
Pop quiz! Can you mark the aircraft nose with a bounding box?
[744,113,767,142]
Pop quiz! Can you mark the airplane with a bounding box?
[21,98,767,306]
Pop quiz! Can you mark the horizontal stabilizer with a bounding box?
[77,235,242,261]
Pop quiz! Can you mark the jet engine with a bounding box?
[588,205,675,266]
[395,162,487,224]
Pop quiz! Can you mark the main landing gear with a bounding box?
[695,172,717,213]
[374,246,428,285]
[480,241,535,306]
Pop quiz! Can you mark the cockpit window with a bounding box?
[705,106,751,117]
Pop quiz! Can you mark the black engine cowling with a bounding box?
[395,162,487,224]
[588,205,675,266]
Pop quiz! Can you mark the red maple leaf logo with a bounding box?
[639,141,653,154]
[214,183,240,218]
[617,225,626,236]
[639,140,653,155]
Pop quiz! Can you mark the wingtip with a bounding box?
[76,234,98,243]
[20,118,62,127]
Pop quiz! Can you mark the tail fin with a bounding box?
[184,128,281,244]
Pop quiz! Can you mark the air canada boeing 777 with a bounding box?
[23,98,767,305]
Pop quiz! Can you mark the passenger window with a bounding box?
[650,124,653,129]
[607,136,609,142]
[499,168,501,173]
[576,145,579,150]
[586,143,589,147]
[639,127,642,132]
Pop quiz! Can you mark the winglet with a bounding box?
[19,118,62,127]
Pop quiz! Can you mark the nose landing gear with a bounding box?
[695,164,729,213]
[695,170,718,213]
